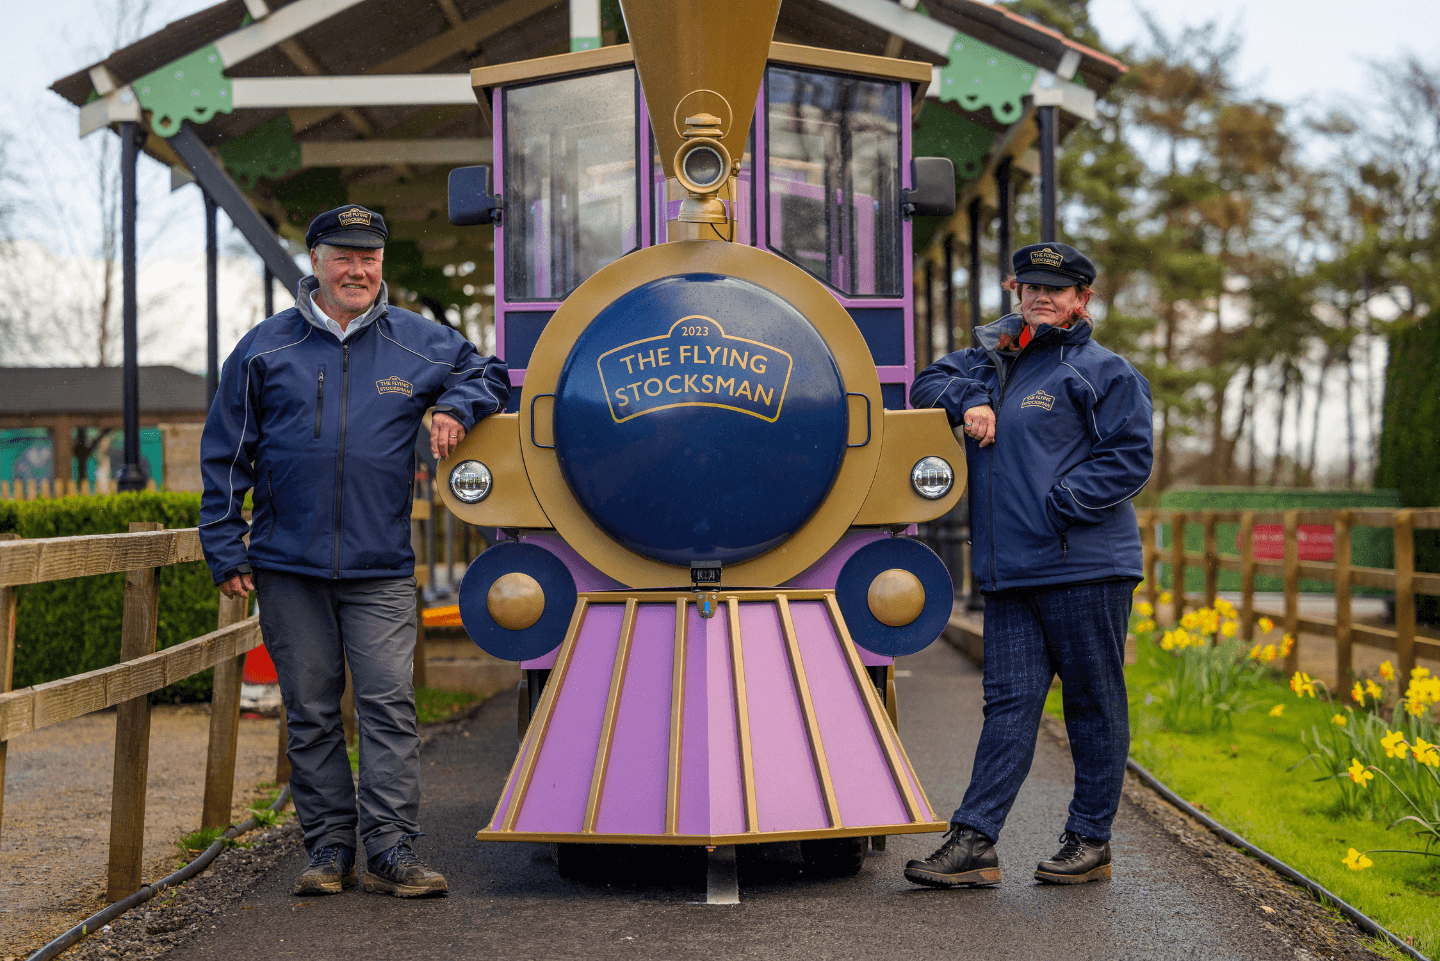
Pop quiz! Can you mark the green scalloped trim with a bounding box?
[218,115,302,188]
[134,44,233,137]
[936,33,1036,125]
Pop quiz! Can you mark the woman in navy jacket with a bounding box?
[903,242,1152,889]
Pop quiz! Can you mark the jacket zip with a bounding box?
[314,370,324,439]
[989,336,1041,586]
[332,344,350,578]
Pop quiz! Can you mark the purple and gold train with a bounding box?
[437,0,963,874]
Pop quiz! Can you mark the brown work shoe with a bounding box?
[903,825,1002,888]
[362,837,449,897]
[1035,831,1112,884]
[293,845,356,895]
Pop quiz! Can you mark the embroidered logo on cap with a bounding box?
[1029,247,1063,269]
[1021,388,1055,411]
[376,376,413,397]
[339,207,372,228]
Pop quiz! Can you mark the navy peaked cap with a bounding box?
[1012,242,1095,287]
[306,205,388,249]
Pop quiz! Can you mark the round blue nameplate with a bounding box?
[553,273,847,567]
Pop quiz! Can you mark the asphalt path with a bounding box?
[171,639,1303,961]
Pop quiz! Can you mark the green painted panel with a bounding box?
[135,44,233,138]
[219,115,303,188]
[936,33,1036,125]
[912,106,994,180]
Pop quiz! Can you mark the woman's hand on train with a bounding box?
[959,404,996,447]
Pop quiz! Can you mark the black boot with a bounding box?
[903,825,1001,888]
[1034,831,1111,884]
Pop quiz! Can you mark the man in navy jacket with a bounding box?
[200,205,508,898]
[903,243,1152,889]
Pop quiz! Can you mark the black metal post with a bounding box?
[205,190,219,406]
[923,259,935,367]
[1039,105,1057,242]
[117,123,146,493]
[943,234,955,356]
[996,157,1012,315]
[967,198,981,347]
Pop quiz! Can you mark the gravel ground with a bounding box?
[28,706,1402,961]
[27,706,484,961]
[0,706,281,960]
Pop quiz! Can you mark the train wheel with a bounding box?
[800,836,868,877]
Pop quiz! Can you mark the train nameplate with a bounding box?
[597,316,793,424]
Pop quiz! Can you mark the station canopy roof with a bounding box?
[51,0,1124,305]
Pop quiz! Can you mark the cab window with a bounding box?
[766,67,902,297]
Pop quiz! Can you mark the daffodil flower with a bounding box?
[1258,616,1274,634]
[1260,644,1277,664]
[1342,848,1373,870]
[1346,758,1373,786]
[1364,679,1383,701]
[1290,672,1315,698]
[1380,660,1395,681]
[1351,681,1365,705]
[1413,738,1440,768]
[1269,704,1285,717]
[1159,592,1172,606]
[1135,601,1154,618]
[1248,645,1262,661]
[1331,713,1347,727]
[1280,634,1294,657]
[1380,730,1410,760]
[1221,621,1237,638]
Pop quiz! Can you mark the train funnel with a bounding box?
[619,0,780,227]
[476,591,945,845]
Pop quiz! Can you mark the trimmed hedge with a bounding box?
[1375,309,1440,624]
[0,492,221,702]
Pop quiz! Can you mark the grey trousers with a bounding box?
[254,570,420,861]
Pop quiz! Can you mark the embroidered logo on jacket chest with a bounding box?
[1021,388,1055,411]
[376,375,413,397]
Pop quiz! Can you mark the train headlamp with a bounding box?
[450,460,493,503]
[679,143,727,191]
[910,456,954,500]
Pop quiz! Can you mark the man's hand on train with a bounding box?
[431,412,467,460]
[959,404,996,447]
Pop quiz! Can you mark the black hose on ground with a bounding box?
[1127,758,1431,961]
[27,784,292,961]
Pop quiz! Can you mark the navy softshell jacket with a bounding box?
[911,313,1153,592]
[200,283,509,583]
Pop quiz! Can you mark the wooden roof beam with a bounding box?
[289,0,552,134]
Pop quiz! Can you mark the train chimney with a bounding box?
[619,0,781,235]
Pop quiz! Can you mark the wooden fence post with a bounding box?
[1203,511,1219,609]
[0,532,19,840]
[1334,510,1353,687]
[107,521,163,901]
[1240,511,1256,641]
[1283,510,1301,676]
[1138,510,1157,611]
[1170,512,1187,624]
[201,591,251,831]
[1394,509,1416,692]
[414,584,429,689]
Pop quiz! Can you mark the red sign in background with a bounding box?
[1243,524,1335,561]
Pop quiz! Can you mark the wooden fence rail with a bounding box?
[0,526,271,901]
[1138,508,1440,694]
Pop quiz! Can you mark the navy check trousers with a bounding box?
[953,579,1135,843]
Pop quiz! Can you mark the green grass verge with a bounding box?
[415,686,484,725]
[1046,658,1440,957]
